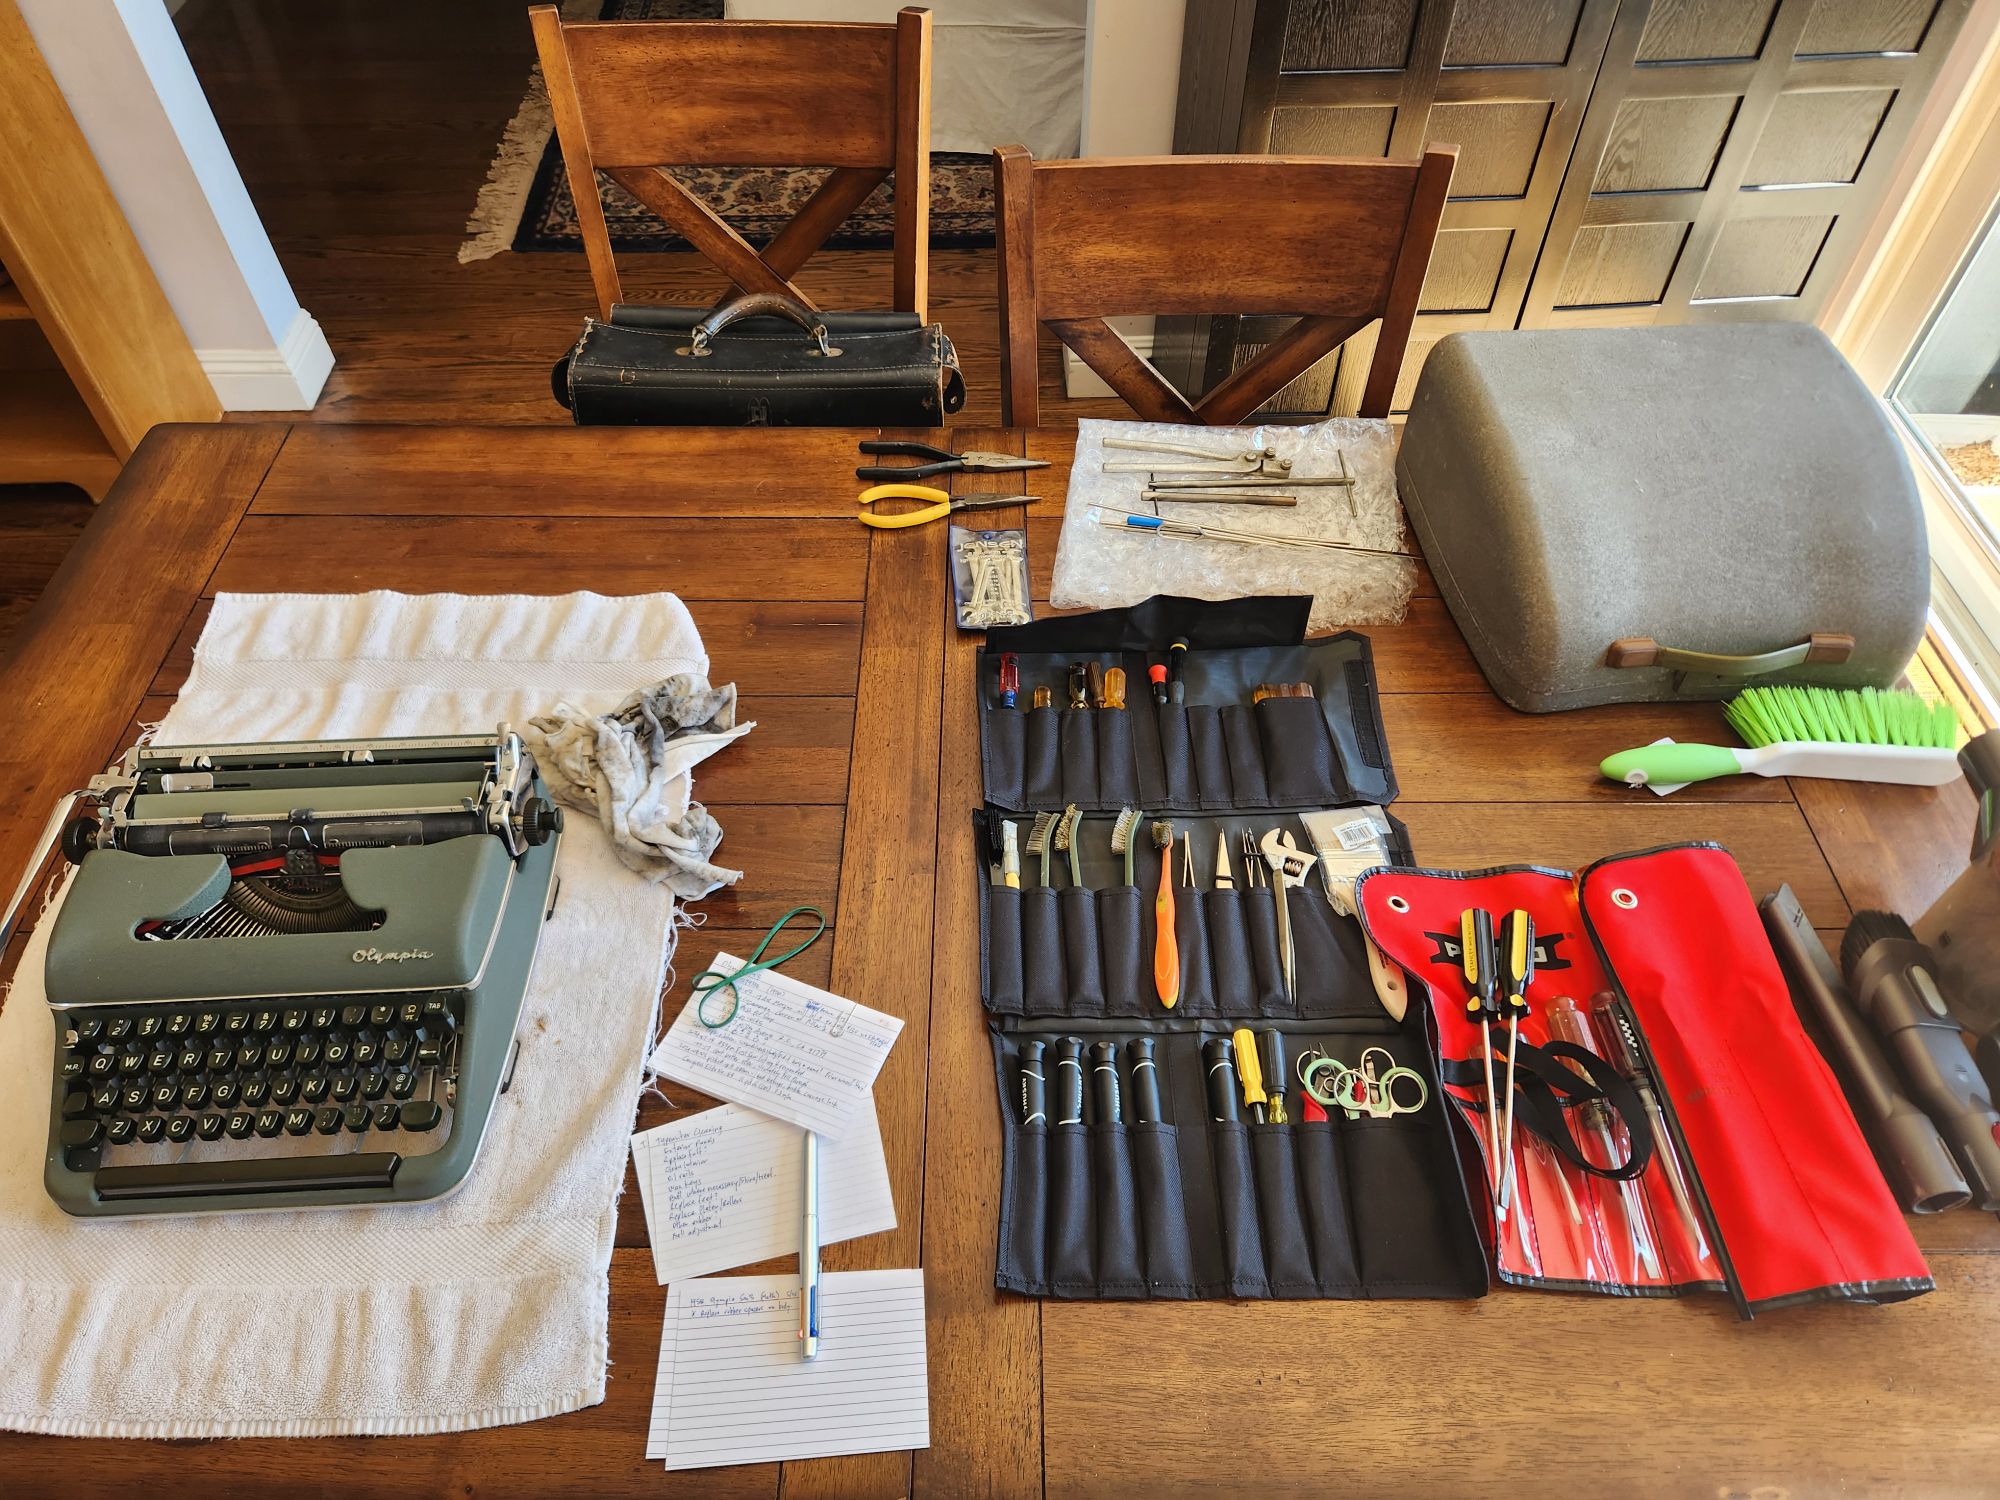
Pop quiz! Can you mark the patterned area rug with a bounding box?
[460,0,994,261]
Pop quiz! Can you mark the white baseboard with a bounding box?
[198,309,335,411]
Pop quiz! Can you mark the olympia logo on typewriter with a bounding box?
[352,946,435,964]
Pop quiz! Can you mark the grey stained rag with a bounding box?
[524,675,754,899]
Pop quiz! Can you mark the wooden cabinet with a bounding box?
[1173,0,1974,415]
[0,0,218,499]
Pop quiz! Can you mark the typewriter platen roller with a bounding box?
[19,727,564,1217]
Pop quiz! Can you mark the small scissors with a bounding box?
[856,483,1041,530]
[1298,1046,1428,1120]
[856,439,1051,482]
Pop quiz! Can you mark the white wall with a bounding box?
[17,0,332,409]
[1064,0,1186,398]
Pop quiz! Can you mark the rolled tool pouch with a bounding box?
[553,292,966,427]
[1358,846,1934,1315]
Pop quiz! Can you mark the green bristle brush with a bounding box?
[1601,685,1962,788]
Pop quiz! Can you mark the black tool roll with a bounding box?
[979,595,1394,813]
[975,598,1488,1302]
[992,1024,1488,1299]
[553,292,965,427]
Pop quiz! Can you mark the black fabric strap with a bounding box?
[1441,1039,1653,1181]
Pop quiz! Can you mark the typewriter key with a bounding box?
[270,1077,297,1105]
[105,1117,135,1145]
[223,1012,249,1034]
[253,1110,283,1138]
[300,1074,328,1103]
[86,1053,115,1079]
[225,1112,254,1139]
[332,1074,358,1102]
[120,1084,146,1112]
[181,1082,209,1110]
[281,1009,308,1031]
[362,1072,388,1101]
[176,1046,202,1073]
[210,1081,238,1108]
[314,1106,343,1135]
[295,1036,322,1066]
[339,1004,367,1027]
[250,1009,278,1033]
[90,1082,119,1112]
[151,1083,177,1111]
[266,1040,293,1068]
[195,1112,226,1140]
[116,1052,143,1076]
[164,1012,192,1036]
[136,1116,165,1144]
[165,1115,194,1143]
[105,1018,133,1042]
[342,1104,369,1133]
[310,1007,337,1029]
[62,1090,90,1119]
[205,1045,231,1072]
[193,1012,221,1035]
[241,1079,268,1107]
[401,1101,442,1132]
[389,1070,417,1099]
[59,1119,102,1148]
[284,1108,314,1136]
[136,1014,164,1039]
[371,1102,400,1131]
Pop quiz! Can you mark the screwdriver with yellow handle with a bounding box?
[1498,909,1536,1212]
[1232,1027,1267,1123]
[1461,907,1502,1201]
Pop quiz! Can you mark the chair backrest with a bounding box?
[529,4,932,320]
[993,146,1456,426]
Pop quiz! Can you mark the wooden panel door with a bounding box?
[1174,0,1619,416]
[1524,0,1973,329]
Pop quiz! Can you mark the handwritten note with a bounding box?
[645,1268,930,1470]
[647,955,903,1137]
[630,1101,896,1283]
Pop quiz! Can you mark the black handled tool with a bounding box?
[1054,1037,1085,1126]
[856,439,1050,482]
[1127,1037,1162,1124]
[1843,911,2000,1211]
[1090,1041,1124,1124]
[1203,1036,1240,1122]
[1762,887,1968,1214]
[1259,1030,1288,1125]
[1019,1040,1048,1129]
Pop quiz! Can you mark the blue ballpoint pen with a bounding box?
[799,1130,820,1361]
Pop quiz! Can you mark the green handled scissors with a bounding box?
[856,483,1040,530]
[1299,1046,1429,1120]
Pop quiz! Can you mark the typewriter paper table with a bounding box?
[0,422,1992,1498]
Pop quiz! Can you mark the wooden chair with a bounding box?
[528,4,933,321]
[993,146,1457,426]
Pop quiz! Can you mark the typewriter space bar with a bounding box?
[96,1153,401,1200]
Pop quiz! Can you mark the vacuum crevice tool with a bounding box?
[1761,887,1968,1214]
[1842,908,2000,1212]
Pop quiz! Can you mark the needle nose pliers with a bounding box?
[855,439,1051,482]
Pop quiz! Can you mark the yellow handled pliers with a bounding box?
[856,483,1040,530]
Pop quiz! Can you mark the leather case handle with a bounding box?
[684,292,839,357]
[1604,632,1856,677]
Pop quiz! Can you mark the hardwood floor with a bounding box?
[0,0,1121,657]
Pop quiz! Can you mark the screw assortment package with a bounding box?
[951,524,1032,630]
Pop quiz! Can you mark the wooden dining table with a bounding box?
[0,421,1994,1499]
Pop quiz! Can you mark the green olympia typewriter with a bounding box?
[2,728,563,1217]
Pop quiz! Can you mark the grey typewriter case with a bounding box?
[1395,324,1929,713]
[33,729,563,1217]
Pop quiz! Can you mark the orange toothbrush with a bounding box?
[1152,820,1179,1009]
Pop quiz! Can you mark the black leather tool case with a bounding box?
[974,598,1488,1301]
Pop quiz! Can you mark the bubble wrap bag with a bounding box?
[1049,418,1415,631]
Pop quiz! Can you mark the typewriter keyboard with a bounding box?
[56,995,457,1159]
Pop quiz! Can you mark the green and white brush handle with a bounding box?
[1601,740,1962,788]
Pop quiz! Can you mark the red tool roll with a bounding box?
[1358,844,1932,1316]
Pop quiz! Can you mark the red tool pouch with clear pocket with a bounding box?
[1357,843,1933,1316]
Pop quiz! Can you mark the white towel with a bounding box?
[0,591,710,1438]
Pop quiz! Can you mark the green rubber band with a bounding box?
[691,905,828,1028]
